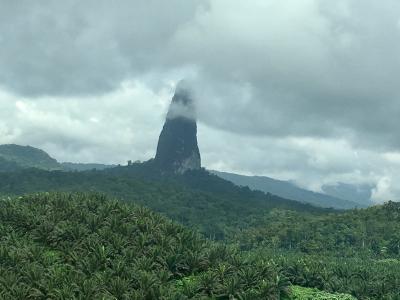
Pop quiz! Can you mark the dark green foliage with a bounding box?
[226,204,400,299]
[255,250,400,299]
[0,144,61,171]
[233,203,400,257]
[0,157,20,172]
[61,162,116,171]
[0,167,329,239]
[0,193,290,299]
[1,166,399,298]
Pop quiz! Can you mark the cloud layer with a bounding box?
[1,0,400,202]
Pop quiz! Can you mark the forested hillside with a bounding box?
[61,162,116,171]
[233,202,400,256]
[2,193,398,299]
[1,166,399,298]
[0,157,20,172]
[0,193,359,299]
[0,145,61,171]
[0,166,329,239]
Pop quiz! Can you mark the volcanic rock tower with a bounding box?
[154,82,201,174]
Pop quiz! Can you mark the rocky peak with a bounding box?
[154,83,201,174]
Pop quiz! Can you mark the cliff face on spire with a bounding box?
[154,83,201,174]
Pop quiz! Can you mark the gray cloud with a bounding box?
[0,0,205,96]
[180,0,400,149]
[1,0,400,202]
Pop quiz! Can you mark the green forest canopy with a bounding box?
[0,165,399,299]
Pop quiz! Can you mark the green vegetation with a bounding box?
[257,251,400,299]
[233,203,400,257]
[0,167,328,240]
[0,157,20,172]
[287,286,356,300]
[0,193,292,299]
[1,166,400,298]
[0,144,61,171]
[61,162,115,171]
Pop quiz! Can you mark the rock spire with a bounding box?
[154,82,201,174]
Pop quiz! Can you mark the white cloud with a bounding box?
[383,152,400,165]
[372,177,395,202]
[0,81,171,163]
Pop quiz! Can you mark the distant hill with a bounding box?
[0,144,61,171]
[211,170,366,209]
[0,144,118,172]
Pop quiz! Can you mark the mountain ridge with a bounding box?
[0,144,61,171]
[211,170,369,209]
[0,143,367,210]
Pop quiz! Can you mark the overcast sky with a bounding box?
[1,0,400,202]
